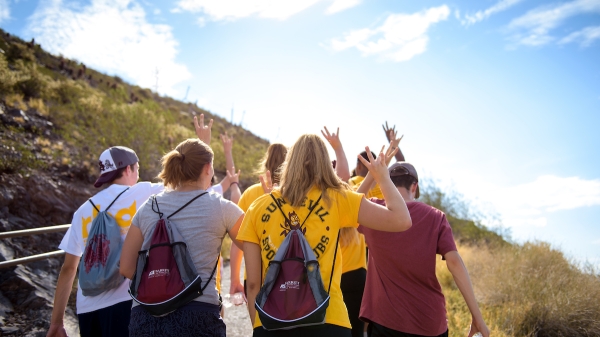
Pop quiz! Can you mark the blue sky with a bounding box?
[1,0,599,266]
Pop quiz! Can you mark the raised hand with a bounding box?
[221,133,233,155]
[227,167,241,185]
[321,126,343,150]
[382,121,397,143]
[357,146,388,184]
[194,113,213,145]
[259,170,277,194]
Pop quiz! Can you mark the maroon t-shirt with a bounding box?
[358,200,457,336]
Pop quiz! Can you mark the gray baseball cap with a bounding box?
[388,162,420,198]
[94,146,139,188]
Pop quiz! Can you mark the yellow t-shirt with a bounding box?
[340,233,367,274]
[348,175,383,199]
[238,183,265,212]
[237,186,363,329]
[237,183,266,280]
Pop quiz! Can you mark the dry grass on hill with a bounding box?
[437,242,600,337]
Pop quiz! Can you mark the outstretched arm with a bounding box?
[382,121,405,162]
[221,133,235,175]
[47,253,79,337]
[356,145,398,195]
[445,251,490,337]
[229,244,245,296]
[228,169,242,204]
[194,114,213,145]
[356,146,411,232]
[321,126,351,182]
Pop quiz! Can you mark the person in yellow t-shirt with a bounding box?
[237,133,412,337]
[229,143,288,299]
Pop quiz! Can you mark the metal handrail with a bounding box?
[0,224,71,239]
[0,224,71,269]
[0,250,66,269]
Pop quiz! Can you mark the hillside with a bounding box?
[0,29,269,184]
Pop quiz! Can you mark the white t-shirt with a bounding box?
[208,184,223,195]
[59,182,164,314]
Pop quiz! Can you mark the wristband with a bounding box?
[231,182,239,187]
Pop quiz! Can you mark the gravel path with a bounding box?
[221,260,254,337]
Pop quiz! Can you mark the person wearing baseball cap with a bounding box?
[93,146,140,188]
[48,115,220,337]
[357,161,490,337]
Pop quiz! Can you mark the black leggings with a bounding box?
[341,268,367,337]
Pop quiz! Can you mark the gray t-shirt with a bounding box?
[131,189,243,306]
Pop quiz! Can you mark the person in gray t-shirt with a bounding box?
[121,136,244,337]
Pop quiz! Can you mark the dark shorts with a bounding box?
[341,268,367,337]
[368,322,448,337]
[129,301,225,337]
[78,300,132,337]
[253,324,352,337]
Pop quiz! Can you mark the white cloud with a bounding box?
[326,0,360,15]
[174,0,359,21]
[486,175,600,227]
[462,0,524,25]
[0,0,10,25]
[329,6,450,62]
[559,25,600,47]
[508,0,600,46]
[26,0,191,96]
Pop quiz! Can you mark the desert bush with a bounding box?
[28,98,49,116]
[438,243,600,337]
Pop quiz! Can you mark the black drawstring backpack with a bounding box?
[128,192,218,316]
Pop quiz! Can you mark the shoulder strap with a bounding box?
[88,187,130,213]
[167,192,208,219]
[269,193,322,228]
[327,230,340,294]
[201,256,220,294]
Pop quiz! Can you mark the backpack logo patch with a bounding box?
[148,269,170,278]
[83,234,110,273]
[279,281,300,291]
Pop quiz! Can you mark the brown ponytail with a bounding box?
[158,139,213,189]
[256,143,287,184]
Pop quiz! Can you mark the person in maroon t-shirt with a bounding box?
[358,162,489,337]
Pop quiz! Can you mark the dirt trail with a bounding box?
[221,260,254,337]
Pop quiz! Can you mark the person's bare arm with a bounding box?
[445,251,490,337]
[243,242,262,326]
[228,169,242,204]
[356,146,398,195]
[221,133,235,176]
[356,147,411,232]
[229,243,245,295]
[120,225,144,280]
[382,121,405,162]
[47,253,79,337]
[227,214,245,250]
[321,126,351,181]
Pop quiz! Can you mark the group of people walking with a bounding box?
[47,115,489,337]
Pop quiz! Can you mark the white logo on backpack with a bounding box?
[279,281,300,291]
[148,269,170,278]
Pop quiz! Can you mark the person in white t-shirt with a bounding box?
[47,115,214,337]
